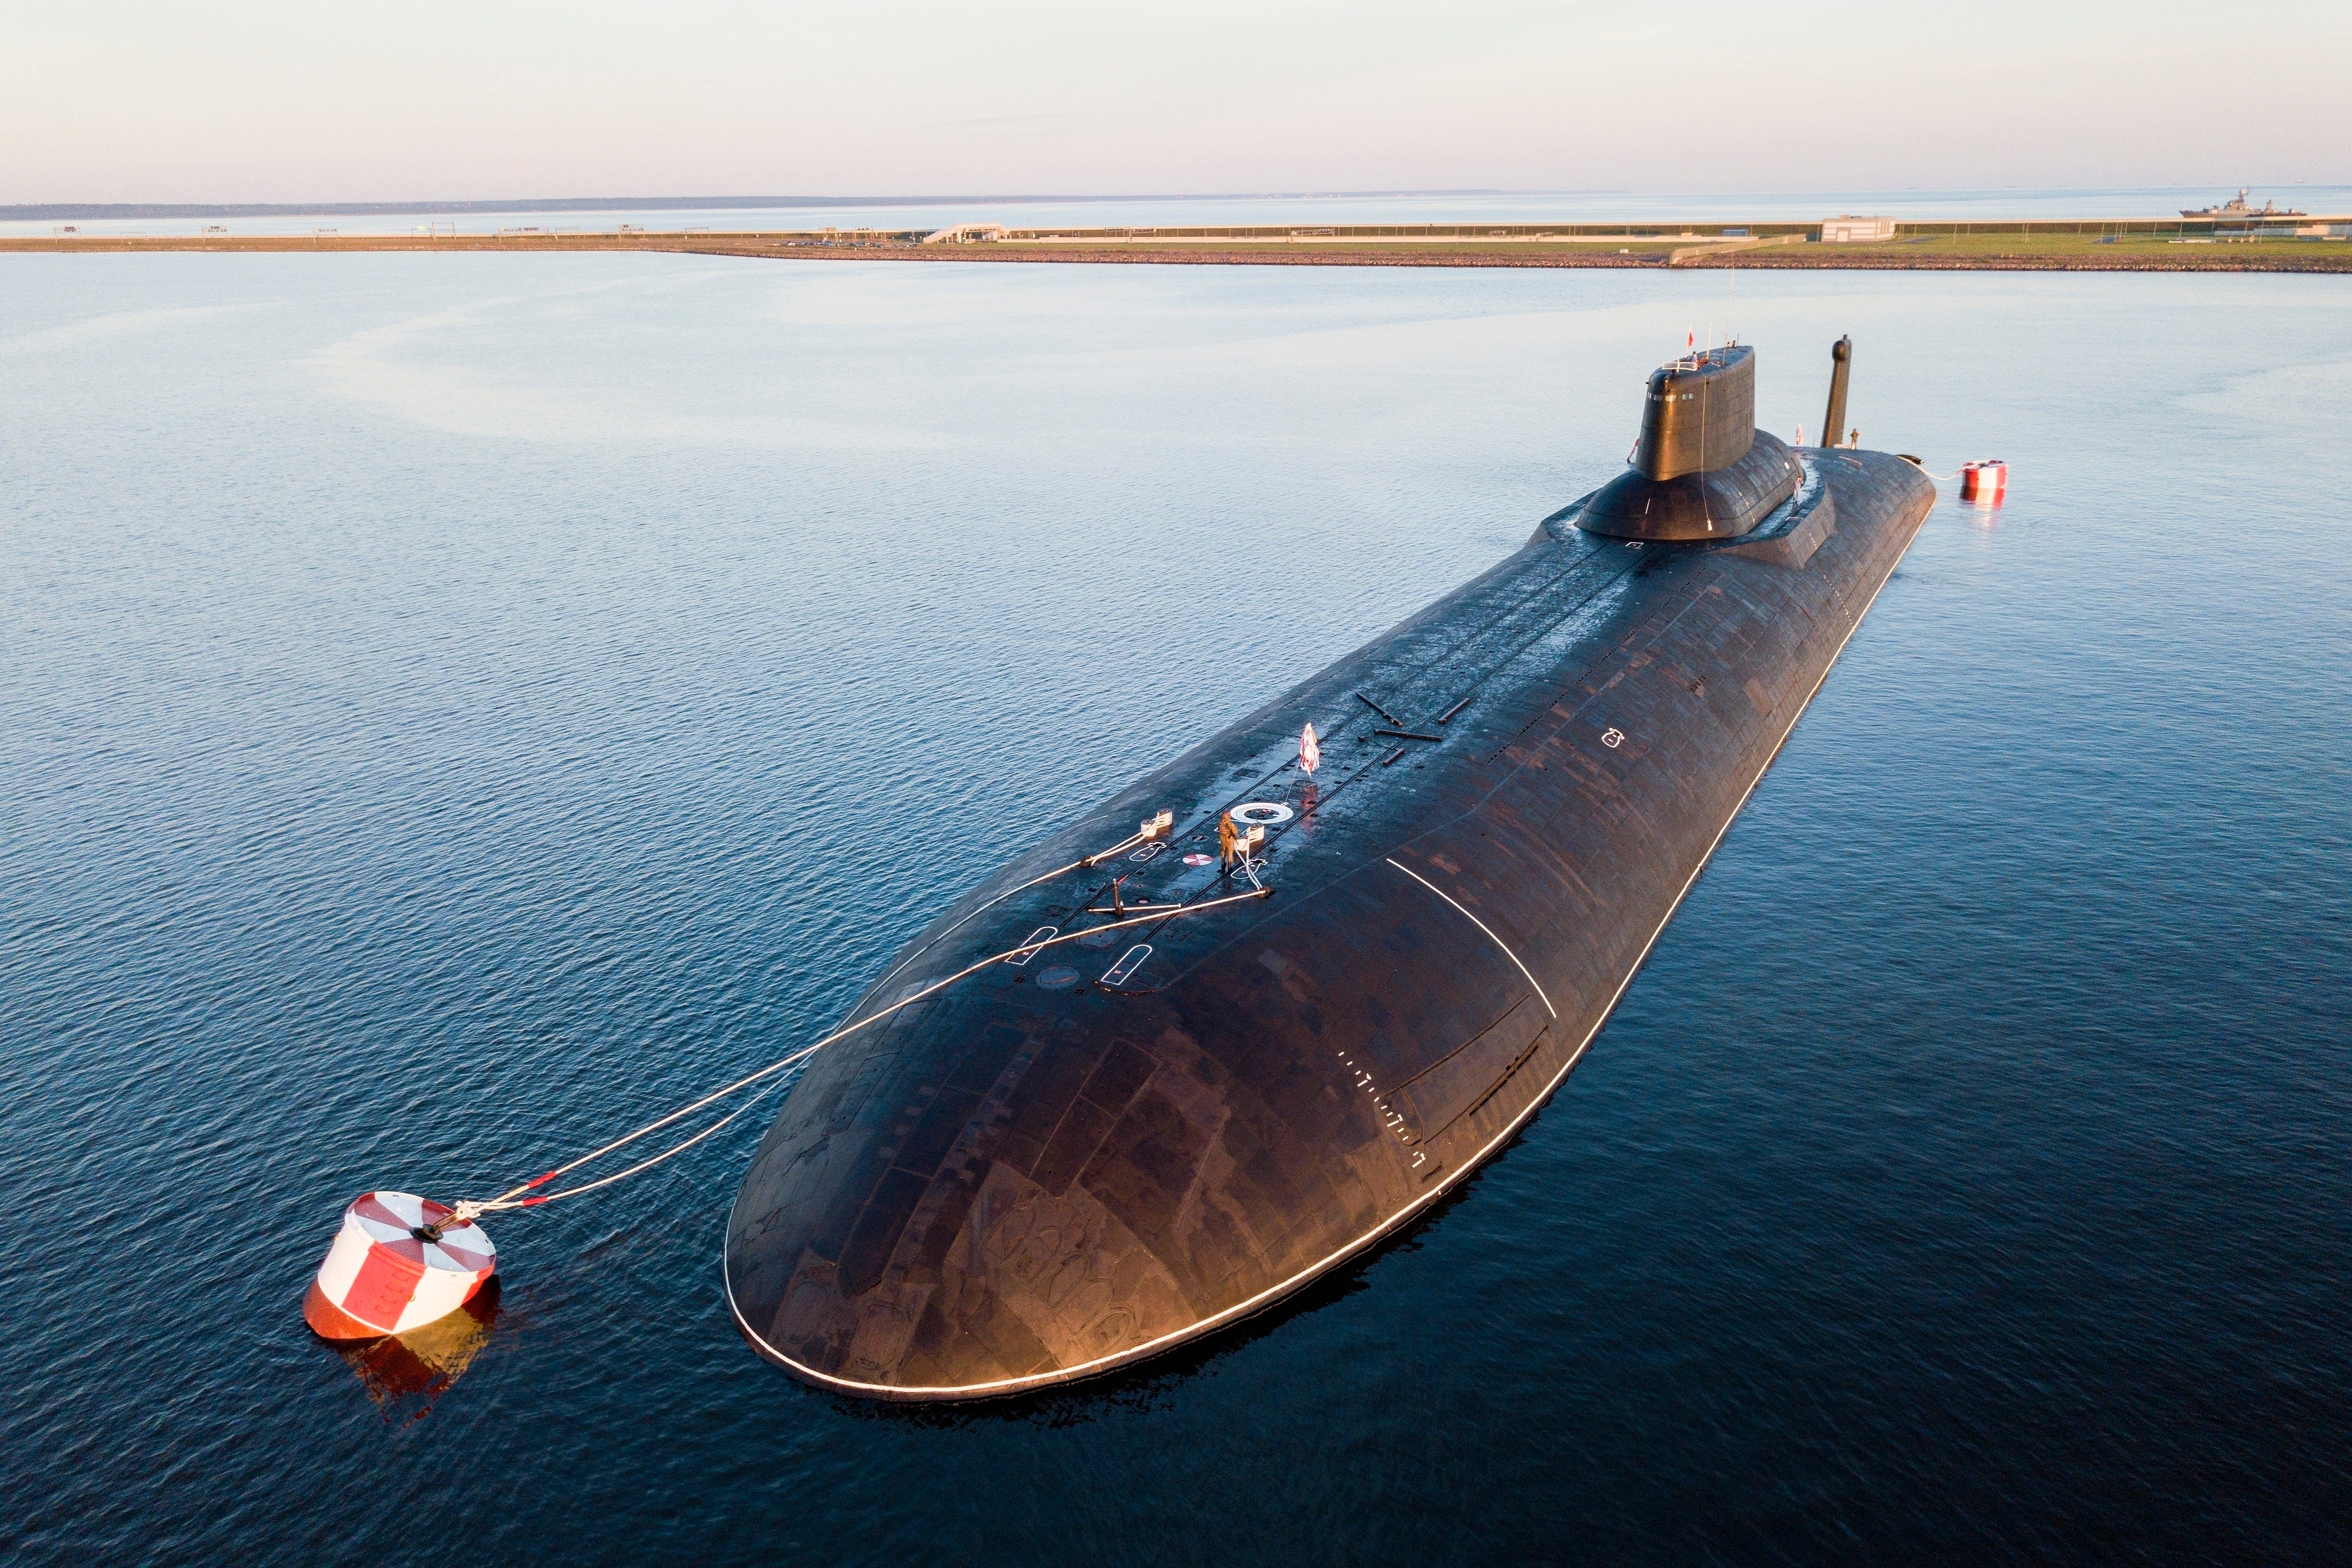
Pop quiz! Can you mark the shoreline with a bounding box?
[9,230,2350,273]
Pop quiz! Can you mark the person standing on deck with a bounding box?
[1218,811,1239,874]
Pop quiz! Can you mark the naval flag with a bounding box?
[1299,721,1320,775]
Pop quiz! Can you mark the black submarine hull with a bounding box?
[725,445,1935,1401]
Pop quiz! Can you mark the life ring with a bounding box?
[1230,802,1293,827]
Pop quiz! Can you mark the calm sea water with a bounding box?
[4,256,2348,1563]
[11,184,2351,238]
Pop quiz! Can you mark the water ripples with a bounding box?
[2,255,2348,1564]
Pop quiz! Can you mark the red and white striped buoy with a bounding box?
[1960,460,2008,503]
[303,1191,497,1341]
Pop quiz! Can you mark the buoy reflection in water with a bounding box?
[329,1282,501,1424]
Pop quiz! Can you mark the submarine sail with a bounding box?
[725,339,1935,1401]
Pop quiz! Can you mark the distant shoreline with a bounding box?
[8,228,2349,273]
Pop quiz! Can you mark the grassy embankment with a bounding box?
[8,227,2348,272]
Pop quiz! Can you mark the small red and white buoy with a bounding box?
[1960,460,2008,503]
[304,1191,497,1341]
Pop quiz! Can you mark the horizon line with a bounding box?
[6,190,1528,221]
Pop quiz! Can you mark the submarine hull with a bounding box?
[726,447,1935,1401]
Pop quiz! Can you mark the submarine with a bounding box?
[725,336,1935,1400]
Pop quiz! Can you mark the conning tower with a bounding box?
[721,334,1935,1402]
[1576,344,1800,543]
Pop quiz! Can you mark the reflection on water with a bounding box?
[3,255,2348,1563]
[330,1283,502,1424]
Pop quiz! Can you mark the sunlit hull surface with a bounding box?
[726,447,1934,1401]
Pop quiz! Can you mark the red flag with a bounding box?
[1299,722,1320,775]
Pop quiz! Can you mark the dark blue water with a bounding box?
[4,256,2348,1563]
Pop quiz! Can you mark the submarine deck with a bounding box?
[726,448,1935,1399]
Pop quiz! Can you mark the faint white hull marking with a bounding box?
[1100,945,1152,987]
[1385,859,1557,1019]
[1005,926,1057,966]
[724,511,1918,1399]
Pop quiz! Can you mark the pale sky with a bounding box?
[7,0,2347,203]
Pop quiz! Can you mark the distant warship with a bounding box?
[2181,189,2305,220]
[725,336,1936,1400]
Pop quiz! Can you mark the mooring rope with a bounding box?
[447,820,1256,1224]
[865,811,1170,996]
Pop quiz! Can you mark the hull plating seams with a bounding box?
[725,448,1935,1401]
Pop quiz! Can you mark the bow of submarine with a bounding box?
[724,444,1935,1401]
